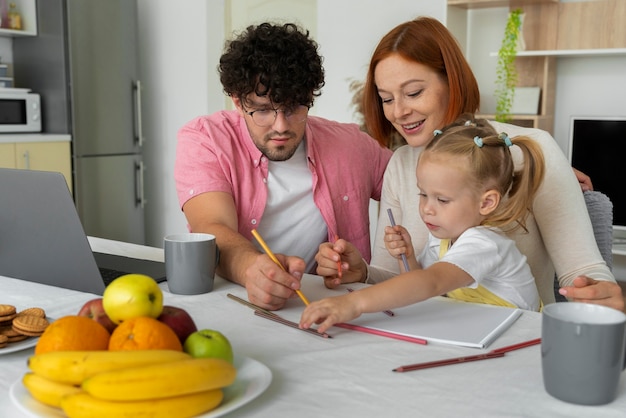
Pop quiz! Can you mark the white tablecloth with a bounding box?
[1,274,625,418]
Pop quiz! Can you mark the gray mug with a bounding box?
[164,233,219,295]
[541,302,626,405]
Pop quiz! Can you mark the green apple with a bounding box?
[102,274,164,324]
[183,329,234,363]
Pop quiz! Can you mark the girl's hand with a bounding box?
[384,225,415,260]
[299,294,361,334]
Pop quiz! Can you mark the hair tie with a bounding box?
[473,136,483,148]
[433,129,443,136]
[464,120,476,127]
[499,132,513,147]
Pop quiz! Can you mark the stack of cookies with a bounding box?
[0,304,49,348]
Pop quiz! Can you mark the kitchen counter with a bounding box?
[0,134,71,144]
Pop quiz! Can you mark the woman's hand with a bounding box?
[559,276,625,312]
[315,239,367,288]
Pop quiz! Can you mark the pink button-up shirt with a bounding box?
[175,110,392,262]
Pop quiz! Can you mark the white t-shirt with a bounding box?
[419,227,541,311]
[255,140,327,272]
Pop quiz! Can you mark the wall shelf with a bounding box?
[0,0,37,37]
[448,0,558,9]
[490,48,626,57]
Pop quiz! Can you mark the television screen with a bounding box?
[569,117,626,232]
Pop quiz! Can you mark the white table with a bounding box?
[1,274,625,418]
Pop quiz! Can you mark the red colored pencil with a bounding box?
[393,352,505,372]
[334,234,342,279]
[488,338,541,354]
[335,322,426,345]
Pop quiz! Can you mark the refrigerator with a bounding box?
[13,0,146,244]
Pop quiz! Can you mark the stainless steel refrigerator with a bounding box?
[13,0,146,244]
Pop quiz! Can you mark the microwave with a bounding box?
[0,92,42,133]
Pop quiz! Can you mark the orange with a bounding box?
[108,316,182,351]
[35,315,110,354]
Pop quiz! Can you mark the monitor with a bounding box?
[568,116,626,239]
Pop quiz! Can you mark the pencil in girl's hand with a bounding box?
[251,229,310,305]
[334,234,342,279]
[386,209,410,272]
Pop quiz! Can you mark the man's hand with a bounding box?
[559,276,625,312]
[242,253,305,311]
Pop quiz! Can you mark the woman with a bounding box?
[316,17,623,310]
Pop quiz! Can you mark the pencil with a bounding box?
[254,310,331,339]
[386,209,410,272]
[489,338,541,354]
[393,352,505,372]
[346,287,395,317]
[334,234,343,279]
[251,229,310,305]
[335,322,426,345]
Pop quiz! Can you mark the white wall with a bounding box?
[137,0,225,246]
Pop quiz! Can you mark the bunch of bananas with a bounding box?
[23,349,237,418]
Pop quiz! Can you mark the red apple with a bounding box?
[77,298,118,333]
[157,305,198,343]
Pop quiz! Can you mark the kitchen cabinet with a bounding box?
[448,0,626,134]
[0,135,72,193]
[0,0,37,37]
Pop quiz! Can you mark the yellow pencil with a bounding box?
[251,229,310,305]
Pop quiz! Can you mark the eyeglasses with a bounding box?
[243,105,310,127]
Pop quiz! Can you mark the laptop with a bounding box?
[0,168,166,295]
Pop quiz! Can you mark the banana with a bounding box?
[82,357,236,401]
[28,349,191,385]
[61,389,224,418]
[22,372,83,408]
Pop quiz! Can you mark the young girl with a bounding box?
[300,115,545,334]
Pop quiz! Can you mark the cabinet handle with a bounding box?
[133,80,144,147]
[22,150,30,169]
[135,160,146,209]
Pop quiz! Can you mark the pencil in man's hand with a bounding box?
[334,235,342,279]
[251,229,310,305]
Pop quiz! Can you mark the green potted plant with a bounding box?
[495,8,524,122]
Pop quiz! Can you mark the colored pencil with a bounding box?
[254,309,331,339]
[335,322,427,345]
[334,234,342,279]
[227,293,276,317]
[251,229,310,305]
[488,338,541,354]
[386,209,410,272]
[393,352,505,372]
[346,287,395,317]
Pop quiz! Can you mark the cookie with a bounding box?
[12,315,49,337]
[7,334,28,343]
[16,307,46,319]
[0,304,17,323]
[0,334,7,348]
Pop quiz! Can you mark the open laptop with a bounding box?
[0,168,166,295]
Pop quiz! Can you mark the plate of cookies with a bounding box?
[0,304,51,355]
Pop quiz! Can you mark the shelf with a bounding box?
[0,0,37,37]
[448,0,558,9]
[490,48,626,57]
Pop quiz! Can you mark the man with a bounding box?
[175,23,392,310]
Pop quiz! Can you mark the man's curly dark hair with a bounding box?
[219,22,325,109]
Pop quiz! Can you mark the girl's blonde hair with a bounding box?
[420,114,545,233]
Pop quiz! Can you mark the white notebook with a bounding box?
[281,274,523,349]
